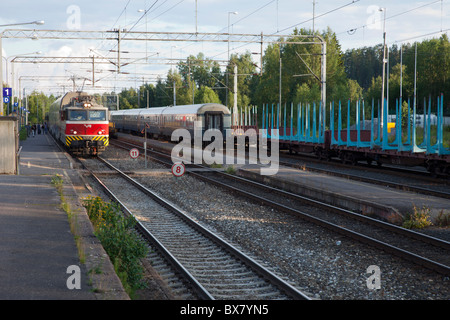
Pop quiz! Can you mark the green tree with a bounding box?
[254,27,350,107]
[119,87,137,109]
[177,53,222,104]
[27,91,56,124]
[195,86,221,103]
[226,52,257,107]
[347,79,363,102]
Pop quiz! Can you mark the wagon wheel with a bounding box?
[349,153,358,166]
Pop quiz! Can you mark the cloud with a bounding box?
[1,0,447,94]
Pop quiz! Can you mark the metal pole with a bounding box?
[92,56,95,87]
[380,8,386,137]
[233,64,237,125]
[11,59,15,114]
[414,43,417,113]
[173,79,176,106]
[312,0,316,34]
[321,40,327,133]
[227,14,230,108]
[400,44,403,101]
[279,46,282,110]
[117,29,121,74]
[0,34,3,116]
[144,124,147,169]
[227,11,238,108]
[260,32,263,76]
[387,46,390,118]
[25,91,28,125]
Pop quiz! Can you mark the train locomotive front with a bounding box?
[49,91,109,156]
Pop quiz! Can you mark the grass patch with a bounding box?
[51,174,85,263]
[19,127,28,141]
[82,196,148,298]
[225,165,236,175]
[435,210,450,227]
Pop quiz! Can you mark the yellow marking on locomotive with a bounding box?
[65,135,109,146]
[93,136,109,146]
[65,135,83,146]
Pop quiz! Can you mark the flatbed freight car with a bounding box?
[259,94,449,176]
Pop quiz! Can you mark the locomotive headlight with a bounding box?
[98,131,103,135]
[73,131,77,135]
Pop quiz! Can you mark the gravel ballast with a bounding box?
[93,146,449,300]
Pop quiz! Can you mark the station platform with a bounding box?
[237,164,450,225]
[0,132,128,300]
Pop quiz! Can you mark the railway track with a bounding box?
[80,156,311,300]
[110,138,450,277]
[117,134,450,200]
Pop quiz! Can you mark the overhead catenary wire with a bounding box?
[87,0,363,90]
[210,0,362,59]
[276,0,361,34]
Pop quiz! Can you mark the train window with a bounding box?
[89,110,107,121]
[68,110,87,121]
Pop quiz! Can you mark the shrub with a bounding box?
[225,165,236,175]
[19,127,28,141]
[435,210,450,227]
[403,205,433,229]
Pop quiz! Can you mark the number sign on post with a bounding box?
[171,162,185,177]
[129,148,140,159]
[3,88,11,104]
[3,88,11,97]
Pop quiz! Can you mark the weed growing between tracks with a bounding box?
[82,196,148,297]
[402,205,433,229]
[51,174,85,263]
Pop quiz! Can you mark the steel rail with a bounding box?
[281,150,450,184]
[81,160,214,300]
[95,155,311,300]
[189,172,450,276]
[110,139,450,276]
[111,138,450,249]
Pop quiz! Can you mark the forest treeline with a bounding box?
[14,27,450,124]
[117,28,449,114]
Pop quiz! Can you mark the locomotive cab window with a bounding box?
[68,110,87,121]
[89,110,107,121]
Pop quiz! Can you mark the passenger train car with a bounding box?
[110,103,231,140]
[48,91,109,155]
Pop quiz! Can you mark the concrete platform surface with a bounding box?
[0,133,127,300]
[238,164,450,225]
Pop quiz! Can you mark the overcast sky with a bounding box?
[1,0,448,95]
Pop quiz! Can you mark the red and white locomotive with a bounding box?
[48,91,109,155]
